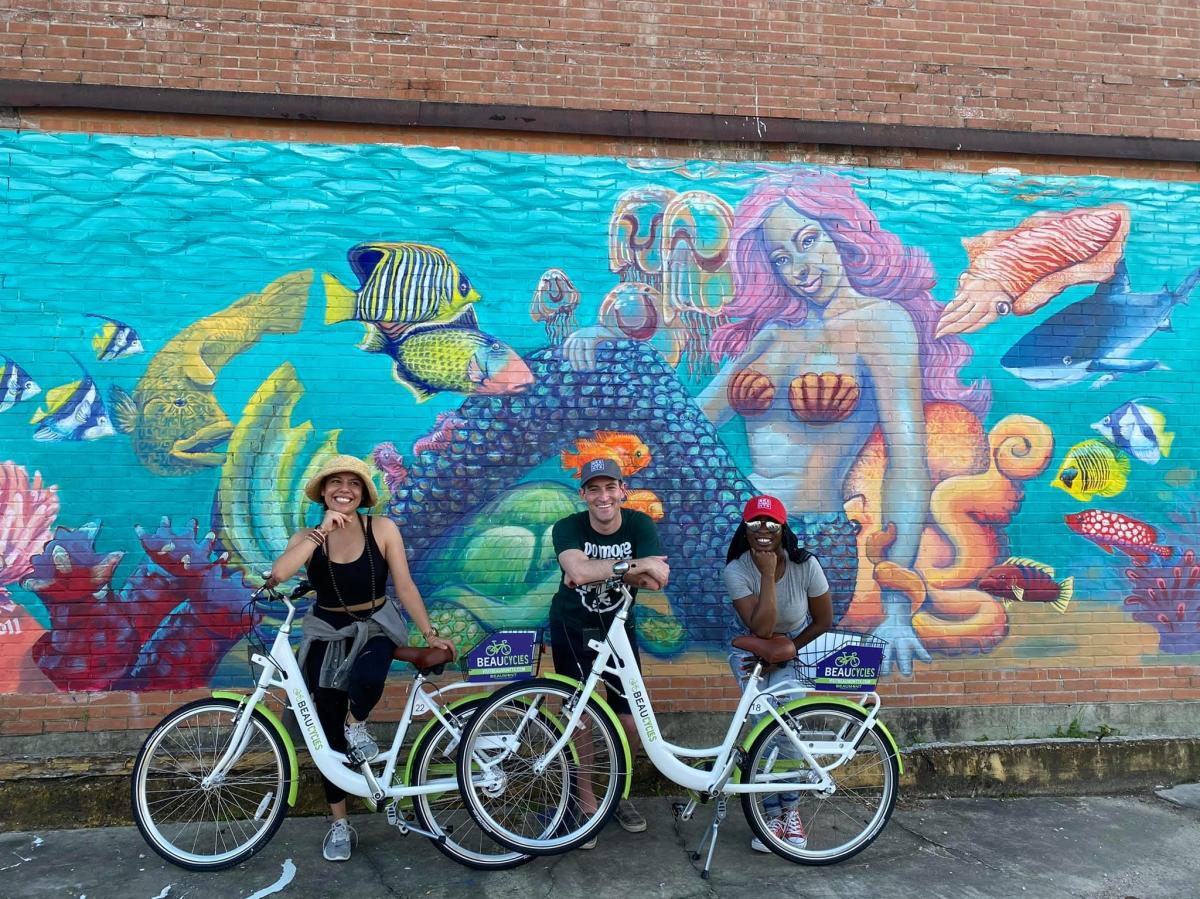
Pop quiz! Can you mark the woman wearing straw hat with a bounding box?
[267,453,456,862]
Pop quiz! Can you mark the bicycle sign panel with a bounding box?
[812,642,884,691]
[466,630,540,683]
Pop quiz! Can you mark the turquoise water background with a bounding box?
[2,129,1199,630]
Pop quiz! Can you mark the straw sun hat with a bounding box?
[303,454,380,508]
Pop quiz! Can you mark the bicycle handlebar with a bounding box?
[572,575,630,592]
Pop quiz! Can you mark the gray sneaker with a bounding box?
[322,818,355,862]
[615,799,647,833]
[344,721,378,763]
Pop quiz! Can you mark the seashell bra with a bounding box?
[727,369,860,423]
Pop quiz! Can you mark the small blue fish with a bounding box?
[86,313,144,362]
[1001,260,1200,389]
[1091,398,1174,465]
[0,356,40,413]
[29,358,115,442]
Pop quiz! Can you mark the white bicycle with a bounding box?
[131,580,537,872]
[454,577,901,877]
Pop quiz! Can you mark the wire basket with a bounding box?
[790,630,888,692]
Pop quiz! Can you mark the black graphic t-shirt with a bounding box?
[549,509,662,633]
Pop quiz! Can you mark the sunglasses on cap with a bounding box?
[746,520,782,533]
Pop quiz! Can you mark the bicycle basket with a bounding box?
[791,630,887,692]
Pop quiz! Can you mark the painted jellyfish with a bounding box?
[609,186,676,286]
[661,190,734,376]
[530,268,582,346]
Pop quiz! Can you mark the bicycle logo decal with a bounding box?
[486,639,512,657]
[835,651,860,668]
[466,630,539,683]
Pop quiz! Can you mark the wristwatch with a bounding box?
[423,625,440,639]
[612,560,630,577]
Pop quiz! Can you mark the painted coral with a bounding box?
[25,518,253,691]
[0,461,59,600]
[1124,549,1200,654]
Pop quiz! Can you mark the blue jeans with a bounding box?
[729,637,803,813]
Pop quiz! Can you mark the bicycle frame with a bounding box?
[202,594,479,806]
[527,587,883,797]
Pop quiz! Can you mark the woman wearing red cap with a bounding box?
[724,494,833,853]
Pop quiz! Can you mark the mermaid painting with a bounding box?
[696,172,989,674]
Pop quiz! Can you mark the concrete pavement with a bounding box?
[3,791,1199,899]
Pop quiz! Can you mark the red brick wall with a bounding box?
[3,1,1199,140]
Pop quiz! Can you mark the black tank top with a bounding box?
[306,515,389,610]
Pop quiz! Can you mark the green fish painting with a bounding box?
[365,320,534,402]
[111,270,312,476]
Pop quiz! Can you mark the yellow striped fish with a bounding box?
[1051,439,1130,502]
[324,242,481,332]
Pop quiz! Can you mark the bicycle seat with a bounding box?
[393,645,455,673]
[731,634,796,664]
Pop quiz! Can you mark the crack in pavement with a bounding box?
[890,818,1006,872]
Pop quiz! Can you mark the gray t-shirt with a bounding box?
[723,553,831,640]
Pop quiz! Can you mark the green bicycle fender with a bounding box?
[211,691,301,806]
[736,696,904,781]
[400,691,491,787]
[542,673,634,799]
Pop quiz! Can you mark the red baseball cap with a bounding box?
[742,495,787,525]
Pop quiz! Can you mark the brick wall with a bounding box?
[2,111,1200,747]
[2,1,1199,140]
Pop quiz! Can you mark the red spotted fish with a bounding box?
[1064,509,1173,565]
[979,558,1073,612]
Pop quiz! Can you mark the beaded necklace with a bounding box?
[325,514,376,623]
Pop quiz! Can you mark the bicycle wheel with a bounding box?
[740,702,898,865]
[408,697,533,870]
[131,698,291,871]
[455,678,625,855]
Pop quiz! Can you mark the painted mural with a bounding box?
[1,130,1198,695]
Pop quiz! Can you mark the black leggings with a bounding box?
[304,634,396,804]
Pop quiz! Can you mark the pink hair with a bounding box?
[710,172,989,415]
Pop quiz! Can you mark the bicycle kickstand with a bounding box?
[690,795,727,880]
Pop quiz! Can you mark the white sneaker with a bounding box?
[323,818,356,862]
[344,720,378,763]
